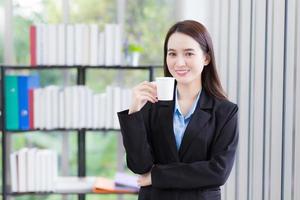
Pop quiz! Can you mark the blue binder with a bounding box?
[18,76,30,130]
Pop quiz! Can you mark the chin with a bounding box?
[175,78,192,85]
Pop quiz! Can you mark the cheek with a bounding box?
[166,58,174,71]
[166,57,172,66]
[190,59,205,72]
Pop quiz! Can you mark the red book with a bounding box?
[30,25,37,66]
[28,89,34,129]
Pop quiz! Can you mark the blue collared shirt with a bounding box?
[173,88,201,150]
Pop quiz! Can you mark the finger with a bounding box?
[138,85,157,98]
[137,182,143,187]
[133,84,155,96]
[140,81,157,92]
[137,177,143,186]
[144,81,157,88]
[138,92,158,103]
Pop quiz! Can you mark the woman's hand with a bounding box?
[137,171,152,187]
[129,81,158,114]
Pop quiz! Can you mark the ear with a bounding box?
[204,53,211,66]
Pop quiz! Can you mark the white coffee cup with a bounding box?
[155,77,175,101]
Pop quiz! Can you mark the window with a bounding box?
[125,0,175,65]
[5,1,174,200]
[0,1,4,63]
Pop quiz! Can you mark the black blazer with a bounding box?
[118,89,239,200]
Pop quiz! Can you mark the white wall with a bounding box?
[178,0,300,199]
[4,0,14,64]
[0,7,4,32]
[175,0,210,29]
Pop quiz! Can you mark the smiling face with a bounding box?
[166,32,210,86]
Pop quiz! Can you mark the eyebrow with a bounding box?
[184,48,195,52]
[167,48,195,52]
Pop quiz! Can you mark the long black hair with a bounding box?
[163,20,227,100]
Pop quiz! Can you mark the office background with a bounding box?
[1,0,300,200]
[184,0,300,200]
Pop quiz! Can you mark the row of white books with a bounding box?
[30,23,122,66]
[10,148,58,192]
[10,147,139,193]
[54,172,139,193]
[33,85,131,130]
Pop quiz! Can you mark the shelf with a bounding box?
[1,65,161,70]
[83,65,159,70]
[5,191,137,196]
[1,65,79,70]
[1,64,151,200]
[4,128,121,133]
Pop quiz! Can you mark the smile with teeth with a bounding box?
[175,69,190,76]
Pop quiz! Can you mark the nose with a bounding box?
[174,55,186,67]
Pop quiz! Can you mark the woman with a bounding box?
[118,20,238,200]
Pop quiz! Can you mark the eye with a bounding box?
[186,52,194,57]
[168,52,176,57]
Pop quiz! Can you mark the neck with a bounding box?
[177,80,202,101]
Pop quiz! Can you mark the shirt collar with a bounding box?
[174,87,201,119]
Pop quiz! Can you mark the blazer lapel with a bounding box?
[178,90,213,158]
[157,101,179,161]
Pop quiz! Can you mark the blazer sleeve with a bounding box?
[151,104,239,189]
[117,103,154,174]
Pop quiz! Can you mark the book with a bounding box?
[27,148,36,192]
[30,23,124,66]
[18,76,30,130]
[82,24,90,65]
[104,24,115,66]
[10,152,18,192]
[58,24,66,65]
[99,93,106,129]
[114,24,122,65]
[44,86,60,129]
[18,148,28,192]
[30,25,37,66]
[33,88,42,129]
[54,174,139,194]
[92,177,138,194]
[36,24,43,65]
[114,172,139,189]
[93,172,139,194]
[98,32,105,65]
[58,89,65,128]
[92,94,101,129]
[78,86,86,128]
[75,24,84,65]
[42,24,49,65]
[105,86,114,129]
[54,176,96,193]
[7,83,131,130]
[89,24,99,66]
[28,74,40,129]
[48,24,58,65]
[86,87,93,128]
[64,87,73,129]
[66,24,75,66]
[113,87,121,129]
[5,76,19,130]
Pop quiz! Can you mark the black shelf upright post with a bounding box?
[77,66,86,200]
[1,66,8,200]
[149,66,154,81]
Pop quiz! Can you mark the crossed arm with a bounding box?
[118,105,238,189]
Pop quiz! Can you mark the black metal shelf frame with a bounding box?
[4,128,121,133]
[0,65,158,200]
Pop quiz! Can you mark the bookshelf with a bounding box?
[1,65,156,200]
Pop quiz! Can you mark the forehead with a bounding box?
[167,32,200,50]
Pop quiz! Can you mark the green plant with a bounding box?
[128,44,144,53]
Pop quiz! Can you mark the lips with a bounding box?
[175,69,190,76]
